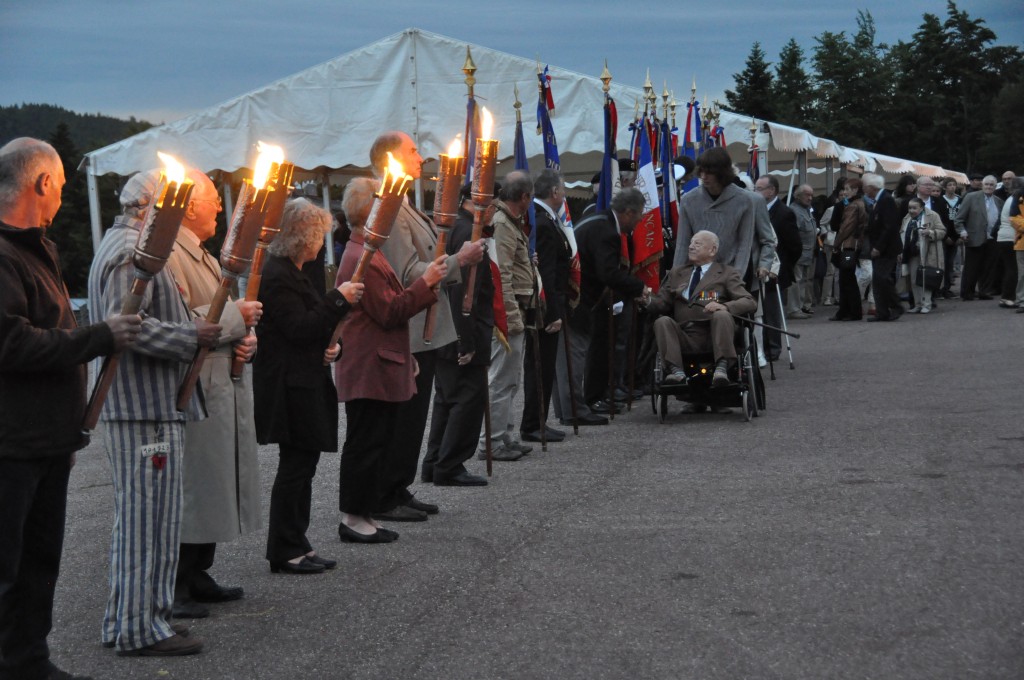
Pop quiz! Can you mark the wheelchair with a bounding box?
[650,314,766,422]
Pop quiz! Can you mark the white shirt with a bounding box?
[681,262,711,301]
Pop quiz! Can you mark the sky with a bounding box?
[1,0,1020,126]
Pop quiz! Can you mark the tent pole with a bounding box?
[222,173,234,223]
[86,162,103,252]
[796,150,807,186]
[322,171,335,266]
[825,158,835,192]
[786,153,797,203]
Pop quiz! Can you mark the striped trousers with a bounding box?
[100,421,184,651]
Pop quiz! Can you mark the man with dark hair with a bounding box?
[369,131,483,519]
[479,170,535,460]
[862,173,904,321]
[575,188,647,411]
[0,138,141,680]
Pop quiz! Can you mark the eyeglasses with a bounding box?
[193,196,223,209]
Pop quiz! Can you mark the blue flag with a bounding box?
[596,95,616,212]
[464,97,480,189]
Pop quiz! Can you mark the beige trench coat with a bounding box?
[166,230,262,543]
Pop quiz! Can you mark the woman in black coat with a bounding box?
[253,198,363,574]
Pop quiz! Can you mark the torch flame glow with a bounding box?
[385,152,410,180]
[252,141,285,190]
[156,152,186,186]
[481,107,493,140]
[447,136,463,158]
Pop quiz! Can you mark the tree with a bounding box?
[47,123,94,296]
[977,81,1024,172]
[725,42,776,120]
[772,39,812,128]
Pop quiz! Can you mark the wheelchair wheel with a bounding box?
[745,357,759,418]
[742,391,753,421]
[658,393,668,423]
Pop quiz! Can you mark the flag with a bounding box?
[596,94,619,211]
[683,99,702,151]
[632,120,664,292]
[659,118,678,241]
[711,124,726,148]
[748,145,761,183]
[541,64,555,114]
[463,96,481,188]
[513,113,535,255]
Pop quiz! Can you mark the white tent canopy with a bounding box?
[83,27,966,249]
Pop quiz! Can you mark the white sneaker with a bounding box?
[919,306,931,314]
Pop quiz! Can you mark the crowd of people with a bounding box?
[0,133,1020,679]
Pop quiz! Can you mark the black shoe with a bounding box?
[116,634,204,657]
[589,400,619,414]
[434,471,489,486]
[978,294,993,300]
[612,387,644,402]
[419,465,433,483]
[269,557,327,574]
[476,445,524,461]
[559,414,609,426]
[371,505,427,522]
[305,554,337,570]
[189,572,244,603]
[171,598,210,619]
[338,523,397,543]
[45,664,95,680]
[520,429,566,443]
[405,497,439,515]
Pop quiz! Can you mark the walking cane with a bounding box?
[606,289,616,421]
[561,315,580,436]
[774,283,795,370]
[530,315,547,452]
[625,299,638,411]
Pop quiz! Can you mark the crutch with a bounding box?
[774,283,795,370]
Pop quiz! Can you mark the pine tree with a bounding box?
[772,39,812,128]
[725,42,776,120]
[47,123,94,296]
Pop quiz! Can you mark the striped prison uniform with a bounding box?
[87,214,205,652]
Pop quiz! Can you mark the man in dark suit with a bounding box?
[754,176,801,357]
[573,188,646,410]
[955,175,1004,300]
[520,169,570,442]
[646,230,757,385]
[863,173,904,321]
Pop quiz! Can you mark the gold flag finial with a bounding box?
[514,83,522,123]
[599,59,612,93]
[462,46,477,97]
[690,76,697,99]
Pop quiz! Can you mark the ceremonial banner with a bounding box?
[659,118,678,240]
[632,121,664,292]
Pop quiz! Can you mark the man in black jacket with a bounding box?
[0,138,141,680]
[863,173,904,321]
[754,176,802,358]
[574,188,647,409]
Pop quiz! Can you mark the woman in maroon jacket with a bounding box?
[335,178,446,543]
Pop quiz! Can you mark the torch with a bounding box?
[423,136,465,343]
[461,106,499,316]
[83,153,194,431]
[230,150,293,381]
[175,143,277,411]
[324,152,412,359]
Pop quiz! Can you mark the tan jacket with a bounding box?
[491,200,533,334]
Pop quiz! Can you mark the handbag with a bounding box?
[837,248,857,271]
[914,240,943,291]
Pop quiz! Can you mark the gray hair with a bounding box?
[342,177,379,231]
[610,187,645,215]
[692,229,720,249]
[533,169,563,200]
[369,132,404,176]
[862,173,885,190]
[0,138,60,210]
[499,170,532,203]
[270,198,331,260]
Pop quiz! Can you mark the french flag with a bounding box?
[631,120,664,292]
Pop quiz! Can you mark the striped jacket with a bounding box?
[87,214,205,422]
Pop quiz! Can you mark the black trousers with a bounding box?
[581,307,613,405]
[960,244,988,298]
[0,454,71,680]
[994,241,1018,300]
[980,238,1003,295]
[941,242,957,294]
[378,349,435,511]
[520,328,559,433]
[341,398,398,516]
[265,445,320,564]
[761,281,783,359]
[871,255,902,318]
[423,358,487,480]
[176,543,215,598]
[836,266,863,319]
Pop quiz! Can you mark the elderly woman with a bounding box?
[900,197,945,314]
[830,177,868,321]
[335,178,446,543]
[254,198,363,574]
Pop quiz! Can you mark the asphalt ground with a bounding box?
[48,296,1024,680]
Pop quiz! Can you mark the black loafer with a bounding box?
[405,497,439,515]
[305,554,337,570]
[171,598,209,619]
[269,557,326,574]
[589,400,619,415]
[190,581,243,603]
[520,429,565,443]
[371,505,427,522]
[434,471,489,486]
[338,523,397,543]
[559,414,608,426]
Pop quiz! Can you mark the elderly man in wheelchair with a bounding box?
[643,230,759,417]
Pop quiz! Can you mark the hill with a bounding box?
[0,103,154,152]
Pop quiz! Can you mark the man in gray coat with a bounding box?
[955,175,1003,300]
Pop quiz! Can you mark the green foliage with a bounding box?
[725,42,775,121]
[727,2,1024,174]
[46,124,94,296]
[0,103,153,152]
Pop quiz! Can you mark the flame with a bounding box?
[252,141,285,190]
[447,135,463,158]
[156,151,185,186]
[385,151,410,180]
[481,107,493,140]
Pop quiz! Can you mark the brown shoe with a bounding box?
[103,624,188,648]
[117,633,203,657]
